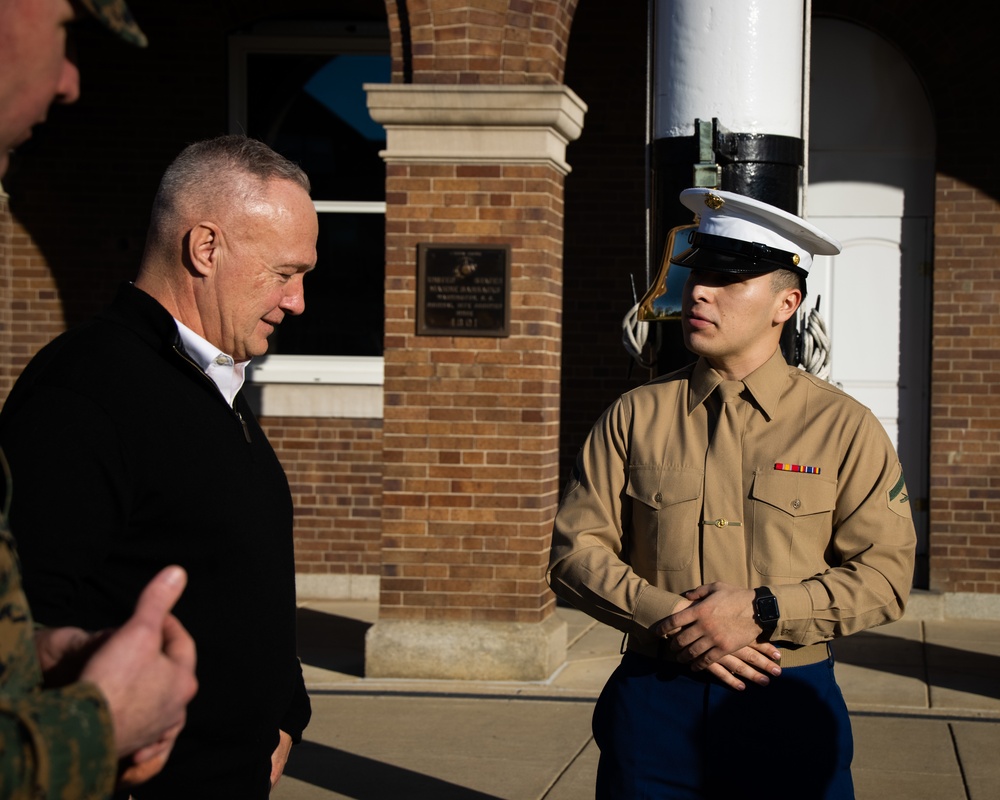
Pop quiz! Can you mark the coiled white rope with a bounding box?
[798,302,832,380]
[622,288,834,380]
[622,300,655,368]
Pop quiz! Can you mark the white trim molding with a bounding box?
[248,355,383,385]
[246,356,384,419]
[364,84,588,176]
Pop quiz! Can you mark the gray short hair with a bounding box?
[148,135,310,244]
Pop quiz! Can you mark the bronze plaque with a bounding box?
[417,244,510,336]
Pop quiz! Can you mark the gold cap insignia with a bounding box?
[704,193,725,211]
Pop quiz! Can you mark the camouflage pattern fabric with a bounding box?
[77,0,148,48]
[0,451,117,799]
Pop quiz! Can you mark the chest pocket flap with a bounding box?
[626,466,702,509]
[626,466,703,572]
[750,469,837,577]
[751,470,836,516]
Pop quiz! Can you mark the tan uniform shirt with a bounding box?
[549,349,916,658]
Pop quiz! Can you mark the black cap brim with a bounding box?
[670,232,808,277]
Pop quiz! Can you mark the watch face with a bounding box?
[756,595,779,621]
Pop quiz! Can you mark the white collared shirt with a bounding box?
[174,321,248,407]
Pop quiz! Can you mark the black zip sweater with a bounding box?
[0,283,310,795]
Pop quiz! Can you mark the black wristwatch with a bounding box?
[753,586,780,630]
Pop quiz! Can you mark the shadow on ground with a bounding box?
[834,631,1000,701]
[296,605,1000,705]
[284,741,503,800]
[297,608,372,678]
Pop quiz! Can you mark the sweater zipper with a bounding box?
[173,345,252,443]
[235,410,252,443]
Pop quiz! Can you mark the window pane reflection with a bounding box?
[247,53,389,201]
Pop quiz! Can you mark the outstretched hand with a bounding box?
[79,565,198,787]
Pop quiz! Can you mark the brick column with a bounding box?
[929,176,1000,601]
[364,85,586,679]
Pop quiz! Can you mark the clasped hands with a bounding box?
[650,581,781,691]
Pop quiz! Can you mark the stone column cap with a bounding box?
[365,84,588,173]
[365,84,587,141]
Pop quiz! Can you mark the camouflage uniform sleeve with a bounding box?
[0,450,117,799]
[0,683,117,800]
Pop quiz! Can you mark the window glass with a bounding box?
[268,212,386,356]
[238,45,389,359]
[247,53,389,202]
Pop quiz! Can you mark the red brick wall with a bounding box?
[263,417,383,577]
[929,176,1000,593]
[1,220,66,396]
[379,162,564,623]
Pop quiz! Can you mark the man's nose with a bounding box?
[280,276,306,316]
[56,59,81,105]
[684,271,709,302]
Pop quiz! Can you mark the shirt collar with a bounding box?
[688,348,790,420]
[173,320,249,407]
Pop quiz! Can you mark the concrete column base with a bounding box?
[296,573,380,602]
[365,615,568,681]
[905,588,1000,621]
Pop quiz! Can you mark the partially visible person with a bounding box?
[2,559,199,795]
[0,0,146,177]
[1,2,198,797]
[1,134,317,799]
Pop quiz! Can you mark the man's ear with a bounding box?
[187,222,221,277]
[774,287,802,325]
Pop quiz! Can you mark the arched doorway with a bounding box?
[808,17,934,585]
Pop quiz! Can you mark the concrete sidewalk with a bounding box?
[274,600,1000,800]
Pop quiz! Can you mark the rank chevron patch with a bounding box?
[887,470,911,517]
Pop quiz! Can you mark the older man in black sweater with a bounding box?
[0,135,317,798]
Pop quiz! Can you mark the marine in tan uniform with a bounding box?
[1,2,196,797]
[549,188,916,799]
